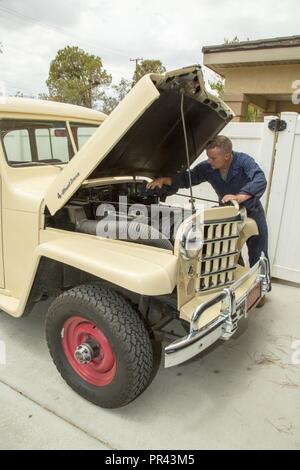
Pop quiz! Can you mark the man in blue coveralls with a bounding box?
[146,135,268,268]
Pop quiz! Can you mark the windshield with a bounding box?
[0,119,99,167]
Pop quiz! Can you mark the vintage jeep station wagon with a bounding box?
[0,66,270,408]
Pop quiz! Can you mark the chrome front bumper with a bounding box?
[164,254,271,368]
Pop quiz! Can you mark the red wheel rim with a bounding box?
[61,316,116,386]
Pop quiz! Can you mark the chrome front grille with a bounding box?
[198,219,240,291]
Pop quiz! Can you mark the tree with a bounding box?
[223,36,240,44]
[224,36,250,44]
[100,78,131,114]
[46,46,111,108]
[13,90,37,99]
[38,92,50,101]
[247,104,263,122]
[132,59,166,86]
[209,37,242,96]
[209,77,224,96]
[114,77,131,101]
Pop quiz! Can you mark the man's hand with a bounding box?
[146,177,172,190]
[222,194,251,204]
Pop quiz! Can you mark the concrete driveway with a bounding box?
[0,281,299,450]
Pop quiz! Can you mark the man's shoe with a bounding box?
[256,296,266,308]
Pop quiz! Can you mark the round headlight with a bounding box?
[181,223,204,259]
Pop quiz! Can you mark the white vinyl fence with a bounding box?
[267,113,300,283]
[168,112,300,284]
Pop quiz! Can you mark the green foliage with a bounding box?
[38,92,50,101]
[14,91,25,98]
[223,36,240,44]
[100,58,166,114]
[209,78,224,96]
[247,104,262,122]
[100,95,117,115]
[100,78,131,114]
[14,90,36,99]
[101,58,166,114]
[46,46,111,108]
[114,78,132,100]
[132,59,166,86]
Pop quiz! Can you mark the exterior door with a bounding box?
[267,112,300,283]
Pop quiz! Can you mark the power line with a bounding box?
[130,57,144,69]
[0,4,128,59]
[0,7,144,96]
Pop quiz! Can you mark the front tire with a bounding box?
[45,284,154,408]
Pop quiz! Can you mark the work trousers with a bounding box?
[246,206,268,267]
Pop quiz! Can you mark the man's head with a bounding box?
[206,135,233,170]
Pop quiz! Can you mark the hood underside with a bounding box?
[45,65,234,215]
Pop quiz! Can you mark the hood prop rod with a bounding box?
[180,92,196,214]
[177,193,220,205]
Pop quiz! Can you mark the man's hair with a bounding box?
[206,135,232,155]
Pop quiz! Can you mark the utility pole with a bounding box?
[130,57,143,69]
[130,57,143,85]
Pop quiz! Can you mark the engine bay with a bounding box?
[45,180,185,250]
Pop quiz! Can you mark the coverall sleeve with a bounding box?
[170,162,207,189]
[239,156,267,199]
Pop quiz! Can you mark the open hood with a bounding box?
[45,65,234,215]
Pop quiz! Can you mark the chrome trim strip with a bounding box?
[204,234,239,243]
[201,250,238,261]
[198,266,236,277]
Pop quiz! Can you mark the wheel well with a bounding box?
[23,257,98,315]
[24,257,178,321]
[23,257,142,316]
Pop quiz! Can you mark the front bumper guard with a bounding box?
[164,254,271,368]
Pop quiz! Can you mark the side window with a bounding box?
[3,129,31,163]
[0,119,74,166]
[77,127,98,149]
[71,124,99,150]
[35,129,52,160]
[35,128,70,162]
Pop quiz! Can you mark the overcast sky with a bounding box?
[0,0,299,98]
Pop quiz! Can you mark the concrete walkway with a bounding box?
[0,281,299,450]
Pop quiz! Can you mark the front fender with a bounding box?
[238,217,259,250]
[36,231,178,296]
